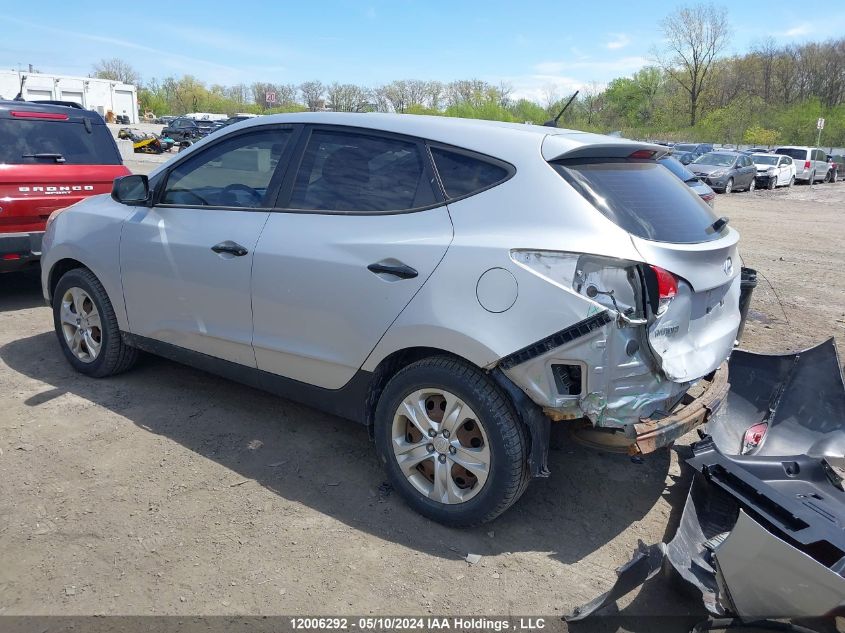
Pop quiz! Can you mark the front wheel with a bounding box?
[768,177,776,190]
[748,178,756,192]
[52,268,138,377]
[374,357,529,526]
[724,178,733,194]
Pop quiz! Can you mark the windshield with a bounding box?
[674,144,697,152]
[775,148,807,160]
[752,155,778,166]
[0,118,121,165]
[659,156,698,181]
[693,152,736,167]
[552,159,723,244]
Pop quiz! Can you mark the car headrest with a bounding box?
[321,147,370,189]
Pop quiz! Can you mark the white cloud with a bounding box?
[779,23,811,37]
[606,33,631,50]
[532,56,648,76]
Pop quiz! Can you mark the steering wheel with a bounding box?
[222,183,263,206]
[165,189,209,205]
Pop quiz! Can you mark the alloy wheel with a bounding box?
[59,287,102,363]
[725,178,733,194]
[391,389,490,504]
[749,178,755,192]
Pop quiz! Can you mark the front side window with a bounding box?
[289,129,435,212]
[430,147,511,199]
[161,128,292,208]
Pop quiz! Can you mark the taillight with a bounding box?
[2,253,21,260]
[650,265,678,299]
[742,421,768,455]
[701,193,715,201]
[804,160,811,170]
[11,110,68,120]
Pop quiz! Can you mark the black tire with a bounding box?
[768,177,776,190]
[374,356,530,527]
[52,268,138,378]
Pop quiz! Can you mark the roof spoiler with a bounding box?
[542,136,668,162]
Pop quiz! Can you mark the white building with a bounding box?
[0,70,139,123]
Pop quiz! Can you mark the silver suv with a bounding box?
[41,114,741,525]
[773,146,833,183]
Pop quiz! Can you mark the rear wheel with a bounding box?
[724,178,733,194]
[52,268,138,377]
[374,356,529,526]
[788,175,795,187]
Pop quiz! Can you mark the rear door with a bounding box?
[120,125,295,366]
[251,126,452,389]
[0,110,127,236]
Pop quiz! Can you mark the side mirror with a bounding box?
[112,174,150,206]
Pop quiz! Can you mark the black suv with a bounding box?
[160,117,213,142]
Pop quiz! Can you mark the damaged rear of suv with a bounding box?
[501,140,739,460]
[41,113,742,526]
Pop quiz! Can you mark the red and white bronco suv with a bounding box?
[0,100,129,272]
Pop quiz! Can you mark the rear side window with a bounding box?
[430,147,511,199]
[775,148,807,160]
[0,118,120,165]
[552,160,723,244]
[289,129,436,212]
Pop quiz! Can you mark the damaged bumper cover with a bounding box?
[568,339,845,621]
[500,308,730,454]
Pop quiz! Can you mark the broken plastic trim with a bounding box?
[497,311,612,370]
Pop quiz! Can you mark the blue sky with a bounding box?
[2,1,843,101]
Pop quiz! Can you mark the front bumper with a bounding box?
[754,173,776,186]
[0,232,43,272]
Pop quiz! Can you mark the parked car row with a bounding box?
[674,145,839,194]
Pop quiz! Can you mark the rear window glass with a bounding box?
[552,160,724,244]
[659,156,696,181]
[0,118,121,165]
[430,147,511,199]
[289,130,436,212]
[752,155,779,165]
[775,148,807,160]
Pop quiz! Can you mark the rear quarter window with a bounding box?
[430,147,512,199]
[0,118,120,165]
[552,159,724,244]
[775,148,807,160]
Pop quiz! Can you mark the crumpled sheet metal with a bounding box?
[567,339,845,621]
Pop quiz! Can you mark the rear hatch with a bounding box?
[546,141,741,383]
[0,108,128,234]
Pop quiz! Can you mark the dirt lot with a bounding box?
[1,181,843,618]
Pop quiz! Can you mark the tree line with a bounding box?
[92,4,845,149]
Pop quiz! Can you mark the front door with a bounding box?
[120,126,296,366]
[251,127,453,389]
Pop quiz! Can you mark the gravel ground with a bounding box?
[0,179,843,619]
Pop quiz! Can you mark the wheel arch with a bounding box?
[363,346,480,429]
[47,258,88,302]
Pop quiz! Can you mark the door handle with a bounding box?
[367,262,418,279]
[211,240,249,257]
